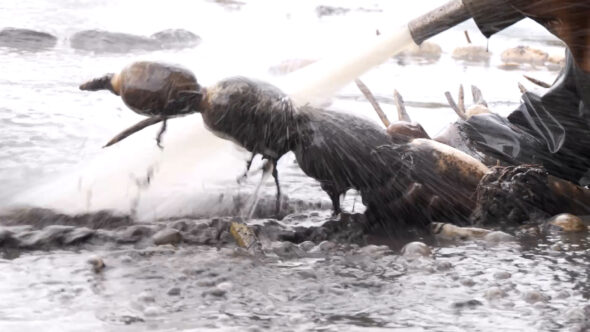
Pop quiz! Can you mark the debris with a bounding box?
[355,79,390,127]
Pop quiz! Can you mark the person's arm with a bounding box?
[508,0,590,72]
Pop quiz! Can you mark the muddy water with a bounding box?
[1,0,589,331]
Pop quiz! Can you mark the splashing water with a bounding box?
[283,27,417,106]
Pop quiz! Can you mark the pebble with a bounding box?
[87,256,105,273]
[523,290,548,304]
[493,271,512,280]
[167,287,181,296]
[484,287,506,301]
[298,241,315,252]
[401,242,432,258]
[143,306,160,316]
[484,231,515,243]
[297,269,317,279]
[216,282,233,292]
[153,228,182,246]
[548,214,587,232]
[137,292,155,303]
[357,244,392,258]
[461,278,476,287]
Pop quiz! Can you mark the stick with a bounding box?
[393,89,411,122]
[458,84,465,114]
[464,30,472,44]
[445,91,467,120]
[471,85,488,107]
[518,82,528,94]
[523,75,551,88]
[355,78,390,127]
[103,116,164,148]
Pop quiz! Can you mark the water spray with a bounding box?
[286,0,523,106]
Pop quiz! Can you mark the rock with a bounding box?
[298,241,316,252]
[216,282,233,292]
[493,271,512,280]
[143,306,160,316]
[452,299,483,309]
[167,287,181,296]
[396,42,442,62]
[297,269,317,279]
[432,222,491,241]
[137,292,156,303]
[546,53,565,70]
[548,213,587,232]
[151,29,201,48]
[203,289,226,297]
[484,287,506,301]
[401,241,431,258]
[501,46,548,66]
[461,278,476,287]
[70,30,160,53]
[484,231,515,243]
[153,228,182,246]
[316,5,350,17]
[271,241,305,259]
[88,256,105,273]
[523,290,549,304]
[0,28,57,51]
[357,244,392,257]
[452,46,491,63]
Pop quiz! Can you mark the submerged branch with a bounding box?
[393,89,411,122]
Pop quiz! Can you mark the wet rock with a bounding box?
[461,278,476,287]
[493,271,512,280]
[316,5,350,17]
[64,227,95,245]
[153,228,182,246]
[118,225,155,243]
[0,207,133,230]
[70,29,200,54]
[452,46,491,63]
[137,292,156,303]
[143,306,160,316]
[0,28,57,51]
[216,282,233,292]
[400,241,431,258]
[523,290,549,304]
[452,299,483,309]
[436,261,453,271]
[501,46,548,66]
[483,231,515,243]
[547,213,587,233]
[271,241,305,259]
[167,287,181,296]
[203,288,226,297]
[297,269,317,279]
[356,244,392,258]
[150,29,201,49]
[70,30,159,53]
[298,241,316,252]
[395,42,442,63]
[88,256,105,273]
[432,222,491,241]
[484,287,506,301]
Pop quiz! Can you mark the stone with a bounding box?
[298,241,316,252]
[548,213,587,232]
[523,290,549,304]
[0,28,57,51]
[501,46,548,65]
[167,287,181,296]
[153,228,182,246]
[493,271,512,280]
[401,242,431,258]
[88,256,105,273]
[484,231,515,243]
[452,46,491,63]
[484,287,506,301]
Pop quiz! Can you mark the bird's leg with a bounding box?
[156,117,168,149]
[271,159,281,217]
[321,183,342,216]
[237,153,256,184]
[245,160,273,220]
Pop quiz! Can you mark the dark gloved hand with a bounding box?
[507,0,590,72]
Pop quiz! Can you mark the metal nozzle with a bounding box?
[408,0,524,45]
